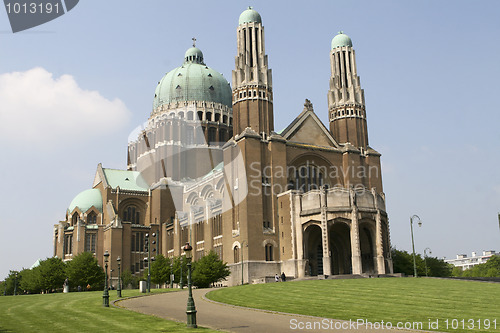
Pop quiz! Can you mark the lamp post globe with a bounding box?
[182,242,197,328]
[103,251,110,307]
[410,215,422,278]
[117,256,122,298]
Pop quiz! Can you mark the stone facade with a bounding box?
[53,8,392,286]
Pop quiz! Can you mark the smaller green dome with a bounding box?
[184,47,204,64]
[68,189,103,213]
[239,7,262,25]
[331,31,352,50]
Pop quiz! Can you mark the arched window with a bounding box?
[186,126,194,145]
[208,127,217,144]
[292,165,326,192]
[187,111,194,120]
[234,246,240,263]
[87,212,97,224]
[197,111,203,121]
[219,129,226,143]
[123,206,140,224]
[265,244,273,261]
[72,213,78,225]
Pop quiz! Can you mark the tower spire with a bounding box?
[328,32,368,149]
[232,7,274,136]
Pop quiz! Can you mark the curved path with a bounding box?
[118,289,435,333]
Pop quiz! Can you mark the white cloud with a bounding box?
[0,67,131,146]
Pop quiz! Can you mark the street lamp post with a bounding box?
[179,255,184,289]
[145,232,157,293]
[241,240,246,285]
[170,258,174,289]
[410,215,422,278]
[145,233,151,293]
[183,242,197,328]
[424,248,432,277]
[14,272,17,296]
[110,269,114,290]
[103,251,110,307]
[117,256,122,298]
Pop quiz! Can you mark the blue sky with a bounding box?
[1,0,500,279]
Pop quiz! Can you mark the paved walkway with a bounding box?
[117,289,436,333]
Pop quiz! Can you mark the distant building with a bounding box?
[445,251,498,270]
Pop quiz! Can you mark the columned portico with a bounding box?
[350,190,362,274]
[375,211,386,274]
[286,187,390,278]
[320,188,332,275]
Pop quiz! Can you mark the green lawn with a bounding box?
[0,289,214,333]
[207,278,500,333]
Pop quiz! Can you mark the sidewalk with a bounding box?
[117,288,435,333]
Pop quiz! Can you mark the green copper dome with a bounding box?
[153,47,232,109]
[239,7,261,25]
[68,189,103,213]
[331,31,352,49]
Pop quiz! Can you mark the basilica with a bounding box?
[53,7,393,286]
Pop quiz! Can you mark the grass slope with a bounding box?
[207,278,500,333]
[0,290,213,333]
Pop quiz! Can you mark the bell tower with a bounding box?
[328,32,368,149]
[232,7,274,136]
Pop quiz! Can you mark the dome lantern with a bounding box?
[184,47,204,65]
[239,6,262,25]
[331,31,353,50]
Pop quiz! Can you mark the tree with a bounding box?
[451,266,463,277]
[192,251,230,288]
[19,268,41,294]
[482,256,500,277]
[150,254,171,285]
[37,257,67,292]
[459,256,500,278]
[424,256,452,277]
[392,248,451,277]
[66,252,105,290]
[171,256,187,284]
[392,248,418,276]
[1,271,20,295]
[121,269,137,289]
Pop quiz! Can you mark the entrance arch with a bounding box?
[329,222,352,275]
[359,223,375,274]
[303,224,323,276]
